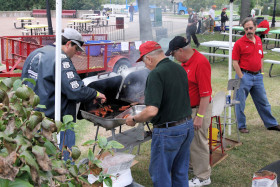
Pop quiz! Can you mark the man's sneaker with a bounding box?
[189,177,211,187]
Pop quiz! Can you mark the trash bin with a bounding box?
[155,27,168,41]
[116,17,124,29]
[256,17,264,25]
[85,41,101,56]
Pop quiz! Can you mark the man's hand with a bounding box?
[193,116,203,130]
[94,92,106,104]
[126,116,136,127]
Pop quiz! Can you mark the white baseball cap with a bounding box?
[62,28,85,52]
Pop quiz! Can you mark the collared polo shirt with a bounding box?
[181,49,212,107]
[232,35,264,72]
[145,58,192,125]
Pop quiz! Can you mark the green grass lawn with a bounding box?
[76,31,280,186]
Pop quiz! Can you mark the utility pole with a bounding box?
[46,0,53,35]
[271,0,276,27]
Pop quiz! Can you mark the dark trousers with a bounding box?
[186,27,199,46]
[197,20,202,34]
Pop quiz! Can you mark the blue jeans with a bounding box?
[59,129,75,161]
[130,12,133,22]
[235,72,278,129]
[149,118,194,187]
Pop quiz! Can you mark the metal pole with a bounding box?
[228,0,234,135]
[46,0,54,35]
[271,0,276,27]
[55,0,62,144]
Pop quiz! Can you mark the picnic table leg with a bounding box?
[208,47,212,63]
[269,64,274,77]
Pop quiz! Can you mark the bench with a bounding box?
[31,9,47,17]
[264,59,280,77]
[31,9,76,18]
[263,38,280,49]
[221,32,243,41]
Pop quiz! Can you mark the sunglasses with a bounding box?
[171,48,180,56]
[244,27,254,31]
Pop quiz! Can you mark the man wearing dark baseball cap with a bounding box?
[166,36,212,186]
[126,41,194,186]
[21,28,106,161]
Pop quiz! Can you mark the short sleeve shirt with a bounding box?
[145,58,192,125]
[181,49,212,107]
[209,9,215,19]
[232,35,264,72]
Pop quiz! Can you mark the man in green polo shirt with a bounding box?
[126,41,194,187]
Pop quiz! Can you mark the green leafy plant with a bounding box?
[0,78,124,187]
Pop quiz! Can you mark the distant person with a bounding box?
[251,9,256,17]
[232,17,280,133]
[197,8,205,34]
[129,4,134,22]
[220,8,228,32]
[187,8,200,48]
[209,5,216,34]
[257,16,270,40]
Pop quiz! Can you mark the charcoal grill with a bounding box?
[79,66,152,153]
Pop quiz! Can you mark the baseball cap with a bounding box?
[212,5,217,8]
[223,8,227,10]
[165,36,190,56]
[136,41,162,62]
[62,28,85,52]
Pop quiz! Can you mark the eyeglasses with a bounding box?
[171,48,180,56]
[244,27,254,31]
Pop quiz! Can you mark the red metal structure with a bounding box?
[0,34,140,77]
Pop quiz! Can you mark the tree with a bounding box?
[138,0,153,41]
[240,0,252,23]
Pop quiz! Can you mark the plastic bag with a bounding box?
[252,170,278,187]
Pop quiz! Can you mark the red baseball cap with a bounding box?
[136,41,162,62]
[223,8,227,10]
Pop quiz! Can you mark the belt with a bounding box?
[241,68,261,75]
[154,116,192,128]
[191,105,199,108]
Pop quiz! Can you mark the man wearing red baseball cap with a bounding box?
[126,41,194,186]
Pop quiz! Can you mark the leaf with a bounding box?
[68,182,76,187]
[107,140,124,149]
[51,160,68,175]
[2,178,33,187]
[97,136,108,148]
[32,145,52,171]
[82,140,96,146]
[14,135,32,153]
[41,118,56,132]
[44,139,57,156]
[55,121,62,132]
[2,78,13,89]
[104,177,113,187]
[36,104,46,109]
[22,78,36,87]
[0,132,15,142]
[68,165,78,177]
[0,89,9,106]
[13,79,22,91]
[20,165,31,174]
[63,115,74,125]
[0,81,8,92]
[20,150,39,171]
[78,176,89,184]
[88,149,95,163]
[0,151,19,181]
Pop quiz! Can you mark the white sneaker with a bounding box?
[189,177,211,187]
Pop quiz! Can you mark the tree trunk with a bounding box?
[240,0,251,24]
[138,0,153,41]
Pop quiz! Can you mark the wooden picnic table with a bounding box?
[87,15,109,26]
[14,17,35,29]
[24,24,48,35]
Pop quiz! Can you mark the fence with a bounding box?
[88,25,125,41]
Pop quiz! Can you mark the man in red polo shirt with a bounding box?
[232,17,280,133]
[166,36,212,187]
[257,16,270,40]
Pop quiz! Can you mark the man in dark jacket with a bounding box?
[221,8,228,32]
[187,8,200,48]
[21,28,106,160]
